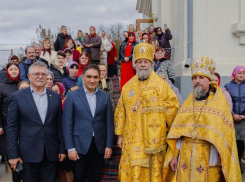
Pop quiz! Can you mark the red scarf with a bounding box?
[89,33,96,38]
[89,26,96,38]
[77,61,90,77]
[42,49,51,56]
[6,67,20,82]
[128,32,136,43]
[55,82,65,110]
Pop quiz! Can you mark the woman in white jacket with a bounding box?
[100,31,112,65]
[40,38,57,66]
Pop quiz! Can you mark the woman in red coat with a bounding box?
[63,38,80,63]
[107,34,117,77]
[120,32,137,91]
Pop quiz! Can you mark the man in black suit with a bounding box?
[7,61,66,182]
[62,64,114,182]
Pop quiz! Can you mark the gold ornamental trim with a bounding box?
[145,144,167,154]
[141,106,167,114]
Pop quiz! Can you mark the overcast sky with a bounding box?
[0,0,142,64]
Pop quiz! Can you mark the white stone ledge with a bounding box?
[231,23,245,45]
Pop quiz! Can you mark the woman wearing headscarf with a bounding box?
[40,38,57,66]
[107,34,117,77]
[76,30,84,45]
[51,82,73,182]
[142,33,151,44]
[157,70,183,107]
[82,26,102,65]
[0,55,20,82]
[54,25,72,51]
[0,63,21,162]
[224,66,245,168]
[98,64,116,111]
[61,61,79,95]
[119,31,137,91]
[64,48,73,67]
[153,46,176,84]
[49,51,67,82]
[63,38,80,63]
[211,72,233,110]
[148,25,156,42]
[51,82,66,110]
[77,52,90,77]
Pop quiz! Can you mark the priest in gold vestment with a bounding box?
[115,43,179,182]
[163,57,242,182]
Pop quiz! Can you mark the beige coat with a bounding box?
[40,50,57,66]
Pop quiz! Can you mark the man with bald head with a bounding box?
[115,43,179,181]
[19,46,37,81]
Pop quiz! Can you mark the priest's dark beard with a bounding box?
[193,87,207,99]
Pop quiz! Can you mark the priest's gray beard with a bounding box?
[136,67,152,80]
[193,87,207,99]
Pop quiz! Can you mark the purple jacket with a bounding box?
[82,34,102,60]
[154,29,172,49]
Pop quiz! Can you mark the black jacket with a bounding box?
[0,67,7,83]
[119,42,137,62]
[0,78,20,128]
[54,33,71,51]
[49,64,67,83]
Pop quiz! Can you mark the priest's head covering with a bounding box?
[191,56,215,80]
[133,43,155,63]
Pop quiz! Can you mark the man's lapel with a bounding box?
[77,87,93,117]
[25,88,43,124]
[44,89,52,124]
[94,90,101,117]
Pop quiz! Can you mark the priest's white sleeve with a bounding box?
[209,144,219,165]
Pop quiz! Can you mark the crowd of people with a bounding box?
[0,24,244,182]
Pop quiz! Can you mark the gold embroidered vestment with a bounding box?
[163,87,242,182]
[115,71,179,181]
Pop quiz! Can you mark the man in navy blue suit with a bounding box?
[62,64,114,182]
[7,61,66,182]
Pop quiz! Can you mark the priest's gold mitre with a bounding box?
[191,56,215,80]
[133,43,155,63]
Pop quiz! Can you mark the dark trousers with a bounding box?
[72,138,104,182]
[237,140,244,165]
[21,151,57,182]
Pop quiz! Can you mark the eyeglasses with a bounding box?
[31,72,47,77]
[157,29,162,32]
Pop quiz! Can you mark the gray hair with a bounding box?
[28,61,48,74]
[47,70,54,80]
[32,42,41,49]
